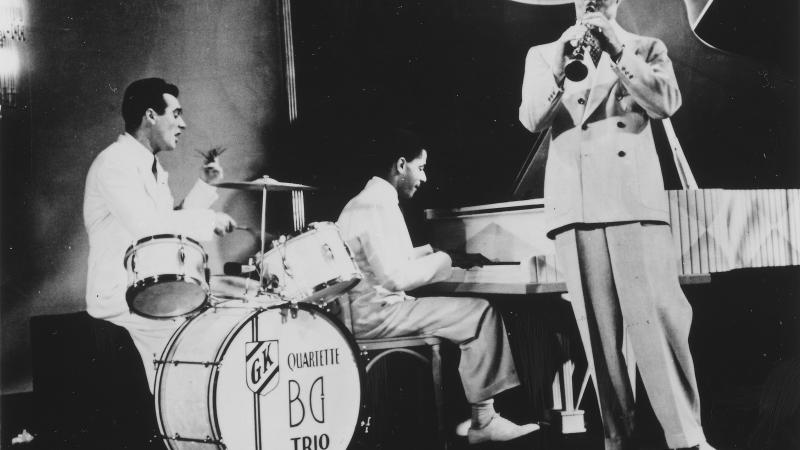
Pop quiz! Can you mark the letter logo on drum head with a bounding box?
[245,340,279,395]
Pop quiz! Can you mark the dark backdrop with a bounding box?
[277,0,799,228]
[1,0,285,394]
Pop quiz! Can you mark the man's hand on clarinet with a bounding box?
[554,24,589,77]
[580,12,623,56]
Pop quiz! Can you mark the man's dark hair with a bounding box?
[122,78,180,134]
[366,128,427,177]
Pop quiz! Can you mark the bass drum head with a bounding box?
[156,301,364,450]
[128,277,208,319]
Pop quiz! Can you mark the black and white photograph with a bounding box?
[1,0,798,449]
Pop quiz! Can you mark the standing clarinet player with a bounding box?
[519,1,715,449]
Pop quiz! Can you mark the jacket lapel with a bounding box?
[580,51,617,124]
[580,24,634,125]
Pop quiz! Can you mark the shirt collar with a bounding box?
[118,132,158,169]
[365,176,399,204]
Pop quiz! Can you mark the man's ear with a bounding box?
[144,108,157,125]
[395,157,407,172]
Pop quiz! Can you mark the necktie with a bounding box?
[586,34,602,67]
[151,157,158,180]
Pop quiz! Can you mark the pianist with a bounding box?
[518,1,713,449]
[336,128,538,444]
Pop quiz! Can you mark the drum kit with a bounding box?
[123,176,366,450]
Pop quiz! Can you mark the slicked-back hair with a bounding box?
[122,78,180,134]
[365,128,426,177]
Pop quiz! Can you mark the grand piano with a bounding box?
[422,0,800,434]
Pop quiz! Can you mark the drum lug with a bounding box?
[179,246,186,264]
[268,274,280,290]
[343,242,355,259]
[322,243,335,261]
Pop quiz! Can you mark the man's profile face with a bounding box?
[151,93,186,153]
[398,149,428,200]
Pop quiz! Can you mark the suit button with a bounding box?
[578,98,586,105]
[581,124,588,131]
[617,121,625,128]
[618,150,626,157]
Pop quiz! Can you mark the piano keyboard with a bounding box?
[424,189,800,294]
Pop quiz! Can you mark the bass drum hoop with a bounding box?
[154,302,368,449]
[126,274,209,319]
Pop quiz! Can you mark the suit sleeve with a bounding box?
[519,45,565,133]
[355,203,452,292]
[95,160,217,241]
[611,38,682,119]
[182,179,219,209]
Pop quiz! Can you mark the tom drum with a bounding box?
[124,234,210,318]
[260,222,361,304]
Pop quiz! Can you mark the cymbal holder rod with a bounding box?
[259,177,268,292]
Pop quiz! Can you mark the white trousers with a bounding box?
[348,295,520,403]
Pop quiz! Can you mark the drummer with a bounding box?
[83,78,237,391]
[336,128,539,444]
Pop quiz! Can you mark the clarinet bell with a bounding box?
[565,58,589,82]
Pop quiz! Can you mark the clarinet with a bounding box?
[564,0,600,82]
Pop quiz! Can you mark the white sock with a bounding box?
[470,399,496,429]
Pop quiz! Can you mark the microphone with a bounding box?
[223,262,257,276]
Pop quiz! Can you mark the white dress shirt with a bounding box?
[83,133,219,320]
[336,177,452,306]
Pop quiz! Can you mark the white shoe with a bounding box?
[455,418,471,437]
[467,414,539,444]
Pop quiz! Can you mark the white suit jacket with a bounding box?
[337,177,452,308]
[83,133,219,320]
[519,22,682,237]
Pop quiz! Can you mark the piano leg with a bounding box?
[553,294,640,434]
[552,357,587,434]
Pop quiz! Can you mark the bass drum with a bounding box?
[155,300,364,450]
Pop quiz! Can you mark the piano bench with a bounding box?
[356,335,447,450]
[332,298,448,450]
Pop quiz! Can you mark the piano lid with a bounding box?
[686,0,798,76]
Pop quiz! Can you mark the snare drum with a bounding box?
[124,234,209,319]
[155,300,364,450]
[260,222,361,304]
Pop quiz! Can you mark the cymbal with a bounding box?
[213,177,317,191]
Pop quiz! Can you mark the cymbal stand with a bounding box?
[259,175,269,293]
